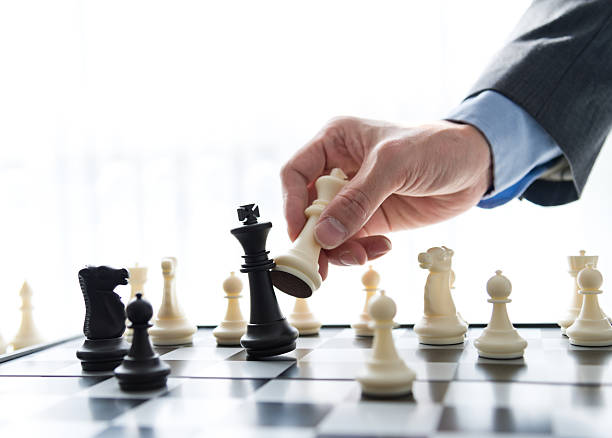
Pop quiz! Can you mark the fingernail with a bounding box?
[315,217,348,249]
[339,252,358,266]
[370,238,392,258]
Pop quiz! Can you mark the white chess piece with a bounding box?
[474,270,527,359]
[558,250,598,336]
[351,266,380,337]
[289,298,321,336]
[10,281,45,350]
[413,247,467,345]
[125,264,148,342]
[272,168,348,297]
[566,264,612,347]
[356,290,416,397]
[213,272,247,345]
[149,257,197,346]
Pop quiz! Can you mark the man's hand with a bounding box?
[281,117,492,280]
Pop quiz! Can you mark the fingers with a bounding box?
[314,153,398,249]
[318,251,329,281]
[324,235,392,266]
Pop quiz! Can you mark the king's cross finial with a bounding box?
[237,204,260,225]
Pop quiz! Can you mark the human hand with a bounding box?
[281,117,492,280]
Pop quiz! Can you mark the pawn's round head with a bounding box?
[577,263,603,291]
[368,290,396,321]
[126,293,153,324]
[486,270,512,300]
[361,265,380,290]
[223,272,243,295]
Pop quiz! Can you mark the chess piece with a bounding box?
[125,264,148,342]
[10,281,45,350]
[271,168,348,298]
[558,250,598,336]
[289,298,321,336]
[115,294,171,391]
[357,290,416,397]
[566,264,612,347]
[231,204,298,358]
[149,257,197,346]
[213,272,247,346]
[413,247,467,345]
[76,266,130,371]
[352,266,380,337]
[474,270,528,359]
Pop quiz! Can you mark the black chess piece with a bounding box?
[114,293,171,391]
[231,204,298,358]
[76,266,131,371]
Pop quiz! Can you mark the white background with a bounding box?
[1,0,611,342]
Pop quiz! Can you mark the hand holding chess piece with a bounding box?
[357,290,415,398]
[271,168,348,298]
[474,270,527,359]
[413,247,467,345]
[566,264,612,347]
[213,272,247,346]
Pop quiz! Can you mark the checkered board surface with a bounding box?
[0,327,611,438]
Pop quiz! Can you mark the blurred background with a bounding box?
[1,0,611,341]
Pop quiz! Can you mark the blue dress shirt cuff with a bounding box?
[446,90,563,208]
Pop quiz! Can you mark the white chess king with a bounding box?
[474,270,527,359]
[271,168,348,298]
[356,290,416,397]
[351,266,381,337]
[149,257,197,346]
[566,264,612,347]
[413,246,467,345]
[213,272,247,345]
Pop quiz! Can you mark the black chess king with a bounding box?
[231,204,298,358]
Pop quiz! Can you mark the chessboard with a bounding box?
[0,326,610,438]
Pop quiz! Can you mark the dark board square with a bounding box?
[438,406,552,434]
[95,425,200,438]
[0,376,109,395]
[233,401,333,427]
[165,378,268,399]
[39,397,146,421]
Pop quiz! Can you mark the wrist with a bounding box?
[452,122,493,196]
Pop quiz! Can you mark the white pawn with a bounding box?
[125,264,148,342]
[357,290,415,397]
[289,298,321,336]
[11,281,45,350]
[149,257,197,346]
[558,250,598,335]
[475,271,527,359]
[213,272,247,345]
[414,247,467,345]
[351,266,380,337]
[566,264,612,347]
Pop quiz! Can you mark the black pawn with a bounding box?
[231,204,298,358]
[114,294,170,391]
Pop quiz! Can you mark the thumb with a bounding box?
[314,163,395,249]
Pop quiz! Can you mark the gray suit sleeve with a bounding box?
[468,0,612,206]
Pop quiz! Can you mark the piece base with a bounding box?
[114,358,171,392]
[477,350,525,359]
[270,269,313,298]
[418,335,465,346]
[76,338,130,371]
[569,338,612,347]
[245,341,297,358]
[359,382,413,398]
